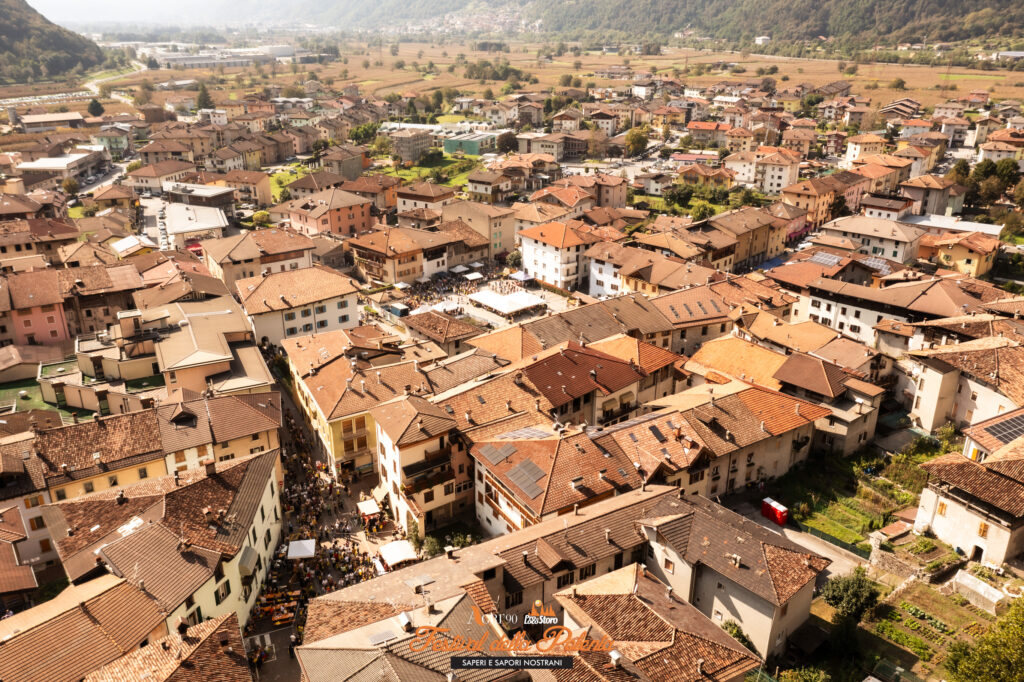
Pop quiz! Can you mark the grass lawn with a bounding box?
[374,153,480,186]
[67,205,85,219]
[756,451,917,550]
[271,166,309,201]
[436,114,467,123]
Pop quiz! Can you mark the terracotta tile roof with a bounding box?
[474,427,641,517]
[303,600,411,644]
[910,341,1024,405]
[552,565,760,682]
[529,186,596,209]
[156,392,281,453]
[811,336,878,370]
[127,160,196,178]
[201,227,314,264]
[435,370,555,434]
[7,268,63,308]
[519,220,601,249]
[510,202,570,224]
[370,395,456,446]
[286,170,346,192]
[591,409,704,479]
[522,342,645,409]
[43,451,280,580]
[33,410,164,485]
[404,310,483,345]
[237,264,359,314]
[651,286,731,329]
[773,352,849,398]
[436,218,489,249]
[460,579,497,615]
[397,181,456,200]
[84,613,251,682]
[0,574,165,682]
[689,337,787,389]
[348,225,460,257]
[272,188,371,219]
[587,333,681,373]
[964,405,1024,452]
[923,452,1024,517]
[99,523,220,612]
[0,218,79,247]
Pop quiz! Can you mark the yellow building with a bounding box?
[918,231,1001,277]
[781,177,836,229]
[676,164,736,189]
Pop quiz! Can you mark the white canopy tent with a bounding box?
[463,272,484,281]
[450,265,469,274]
[286,539,316,560]
[356,499,381,516]
[468,289,547,316]
[379,539,418,568]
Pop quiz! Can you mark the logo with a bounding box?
[524,600,558,626]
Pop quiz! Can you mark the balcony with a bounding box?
[401,445,453,479]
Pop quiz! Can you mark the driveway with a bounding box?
[732,500,864,586]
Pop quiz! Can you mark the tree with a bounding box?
[422,536,443,557]
[690,200,715,222]
[87,98,104,117]
[146,56,159,69]
[948,158,971,185]
[947,598,1024,682]
[980,176,1005,204]
[482,87,494,101]
[721,620,756,652]
[506,250,522,268]
[370,135,392,157]
[995,158,1021,189]
[126,160,142,172]
[820,567,879,624]
[252,211,270,226]
[889,78,906,90]
[496,131,517,154]
[134,87,151,105]
[1014,180,1024,208]
[586,130,609,159]
[664,185,693,208]
[279,188,291,202]
[61,177,79,196]
[829,194,851,218]
[196,82,214,110]
[624,127,648,157]
[972,158,998,184]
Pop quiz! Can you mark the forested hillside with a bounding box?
[1,0,103,81]
[524,0,1019,44]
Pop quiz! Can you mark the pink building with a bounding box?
[8,270,70,346]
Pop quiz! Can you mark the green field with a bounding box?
[271,164,309,201]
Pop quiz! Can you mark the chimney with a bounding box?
[203,507,214,523]
[423,599,434,615]
[506,399,513,411]
[666,586,673,599]
[522,550,529,564]
[609,650,623,668]
[376,371,382,384]
[206,460,217,477]
[346,377,353,389]
[697,659,705,677]
[605,528,611,543]
[174,470,180,486]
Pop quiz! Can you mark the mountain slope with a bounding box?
[1,0,103,78]
[524,0,1021,43]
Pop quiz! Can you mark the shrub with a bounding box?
[875,621,933,661]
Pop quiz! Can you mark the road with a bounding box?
[84,61,148,103]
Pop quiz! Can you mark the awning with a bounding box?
[469,261,484,268]
[464,272,484,281]
[509,270,532,282]
[238,545,259,576]
[286,539,316,560]
[394,282,411,290]
[371,484,389,503]
[450,265,469,274]
[357,499,381,516]
[415,276,431,283]
[380,539,418,567]
[373,558,387,576]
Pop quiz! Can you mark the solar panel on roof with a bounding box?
[497,443,517,458]
[808,251,842,268]
[479,444,511,465]
[368,630,397,646]
[507,462,544,498]
[985,414,1024,445]
[497,426,550,440]
[649,425,667,443]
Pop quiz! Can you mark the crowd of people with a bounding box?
[402,270,483,310]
